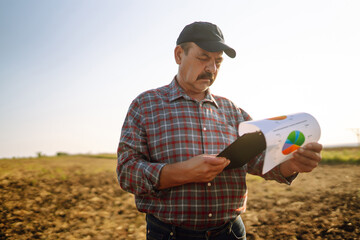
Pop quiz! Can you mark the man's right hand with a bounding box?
[158,154,230,190]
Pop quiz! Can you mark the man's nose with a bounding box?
[205,60,217,73]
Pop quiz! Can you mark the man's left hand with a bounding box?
[280,142,323,177]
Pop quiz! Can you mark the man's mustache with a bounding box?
[197,72,214,81]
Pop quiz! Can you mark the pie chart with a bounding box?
[282,130,305,155]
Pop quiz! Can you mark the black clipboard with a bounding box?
[217,131,266,170]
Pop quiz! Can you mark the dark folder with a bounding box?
[218,131,266,170]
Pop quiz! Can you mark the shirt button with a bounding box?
[208,213,212,218]
[207,182,211,187]
[203,127,207,131]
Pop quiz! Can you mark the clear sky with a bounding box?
[0,0,359,158]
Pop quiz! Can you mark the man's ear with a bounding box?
[174,45,183,64]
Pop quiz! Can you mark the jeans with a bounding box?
[146,214,246,240]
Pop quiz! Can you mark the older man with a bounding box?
[117,21,322,240]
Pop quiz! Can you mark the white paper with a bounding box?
[238,112,321,174]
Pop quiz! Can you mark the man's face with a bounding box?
[175,43,223,100]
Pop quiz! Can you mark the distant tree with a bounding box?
[56,152,69,156]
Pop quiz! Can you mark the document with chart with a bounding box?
[218,112,321,174]
[239,112,321,174]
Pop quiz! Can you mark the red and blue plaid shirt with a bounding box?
[117,78,293,230]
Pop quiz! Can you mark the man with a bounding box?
[117,21,322,240]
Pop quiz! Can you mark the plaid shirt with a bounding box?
[117,78,293,230]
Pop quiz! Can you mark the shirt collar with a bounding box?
[168,77,219,108]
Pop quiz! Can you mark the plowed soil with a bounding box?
[0,157,359,240]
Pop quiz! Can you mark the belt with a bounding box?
[146,214,233,239]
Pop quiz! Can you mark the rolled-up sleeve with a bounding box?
[116,98,166,197]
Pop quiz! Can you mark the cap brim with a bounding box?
[195,41,236,58]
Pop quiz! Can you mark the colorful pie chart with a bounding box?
[282,130,305,155]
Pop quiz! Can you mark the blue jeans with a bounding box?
[146,214,246,240]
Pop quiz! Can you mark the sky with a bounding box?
[0,0,359,158]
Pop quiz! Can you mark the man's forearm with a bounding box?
[158,161,191,190]
[157,155,230,190]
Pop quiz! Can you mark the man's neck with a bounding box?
[175,76,208,101]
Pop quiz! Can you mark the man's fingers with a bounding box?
[295,148,321,163]
[290,158,317,173]
[204,156,229,166]
[303,142,323,153]
[202,156,230,177]
[291,143,322,173]
[281,142,323,176]
[295,154,319,168]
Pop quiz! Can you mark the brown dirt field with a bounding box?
[0,158,359,240]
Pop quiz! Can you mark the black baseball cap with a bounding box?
[176,21,236,58]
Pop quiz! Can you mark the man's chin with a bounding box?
[196,81,212,91]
